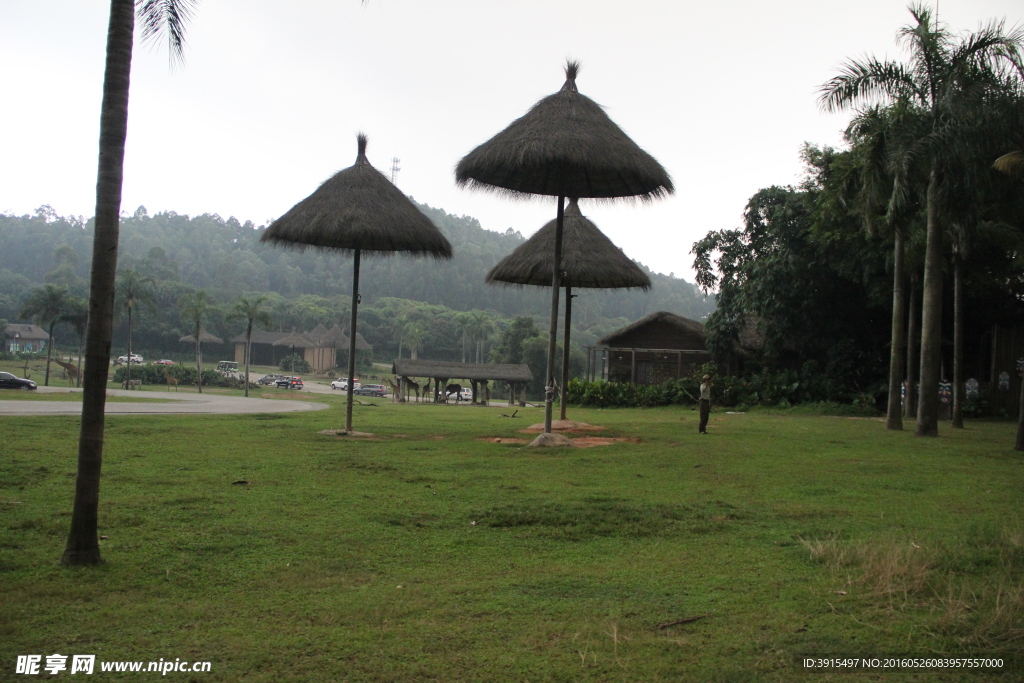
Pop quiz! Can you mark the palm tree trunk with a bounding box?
[461,330,466,364]
[916,169,943,437]
[904,277,919,418]
[76,336,84,388]
[951,255,965,429]
[44,323,55,387]
[543,196,565,434]
[345,249,360,433]
[1016,368,1024,451]
[196,334,202,394]
[886,231,906,430]
[62,0,134,567]
[244,325,252,398]
[126,306,132,389]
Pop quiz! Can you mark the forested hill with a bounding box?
[0,202,713,325]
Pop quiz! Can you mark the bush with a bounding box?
[113,364,235,388]
[280,354,311,373]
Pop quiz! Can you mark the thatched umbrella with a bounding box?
[272,330,313,373]
[262,134,452,432]
[487,198,650,419]
[457,61,672,434]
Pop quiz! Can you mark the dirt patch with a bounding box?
[521,420,606,434]
[429,435,445,440]
[476,437,530,444]
[571,437,641,448]
[318,429,376,438]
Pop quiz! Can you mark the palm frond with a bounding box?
[818,59,919,112]
[137,0,198,68]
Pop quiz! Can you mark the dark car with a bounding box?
[258,374,285,386]
[0,372,37,390]
[276,376,304,390]
[353,383,386,397]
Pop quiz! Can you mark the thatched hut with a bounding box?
[456,61,672,435]
[588,312,711,384]
[262,134,452,432]
[392,359,533,405]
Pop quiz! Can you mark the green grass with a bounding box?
[1,402,1022,681]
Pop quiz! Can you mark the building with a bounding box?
[3,323,49,353]
[585,311,712,384]
[231,324,371,374]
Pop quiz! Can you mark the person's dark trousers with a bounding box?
[698,399,710,434]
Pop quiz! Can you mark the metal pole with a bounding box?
[543,196,565,434]
[345,249,361,432]
[560,286,573,420]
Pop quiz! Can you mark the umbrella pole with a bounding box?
[543,196,565,434]
[345,248,361,433]
[560,285,572,421]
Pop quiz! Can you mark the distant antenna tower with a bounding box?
[390,156,401,184]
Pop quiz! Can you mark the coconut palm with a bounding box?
[992,150,1024,450]
[228,295,272,397]
[60,296,89,388]
[178,291,210,393]
[467,311,494,364]
[403,322,425,361]
[454,312,472,363]
[63,0,197,567]
[116,269,155,389]
[19,284,70,387]
[819,4,1024,437]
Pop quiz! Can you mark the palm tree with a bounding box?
[63,0,196,567]
[116,269,155,389]
[992,151,1024,450]
[403,322,424,360]
[60,296,89,388]
[179,291,210,393]
[19,284,70,387]
[468,311,494,364]
[819,4,1024,437]
[454,312,472,363]
[227,295,272,397]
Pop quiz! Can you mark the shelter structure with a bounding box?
[587,312,712,385]
[3,323,49,353]
[262,134,452,433]
[456,60,672,437]
[487,198,650,419]
[392,359,533,405]
[231,327,370,373]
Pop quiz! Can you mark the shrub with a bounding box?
[280,354,311,373]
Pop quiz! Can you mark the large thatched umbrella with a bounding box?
[262,134,452,432]
[487,198,650,419]
[457,61,672,434]
[272,330,313,373]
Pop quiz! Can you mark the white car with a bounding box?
[115,354,143,365]
[459,387,473,401]
[331,378,361,391]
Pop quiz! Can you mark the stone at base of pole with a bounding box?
[528,432,573,448]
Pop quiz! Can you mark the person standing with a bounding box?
[698,374,711,434]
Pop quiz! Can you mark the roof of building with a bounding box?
[3,323,49,340]
[393,359,533,383]
[597,311,708,348]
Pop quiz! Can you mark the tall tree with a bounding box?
[179,291,210,393]
[116,269,155,388]
[228,294,272,397]
[19,284,70,387]
[63,0,197,567]
[819,3,1024,436]
[993,149,1024,450]
[60,295,89,388]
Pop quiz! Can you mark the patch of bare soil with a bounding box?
[476,437,530,444]
[521,419,606,433]
[318,429,376,438]
[571,437,641,448]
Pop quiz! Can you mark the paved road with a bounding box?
[0,387,329,416]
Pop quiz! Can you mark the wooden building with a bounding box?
[585,311,712,384]
[231,326,371,374]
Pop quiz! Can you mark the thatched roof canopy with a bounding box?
[455,62,673,200]
[272,330,314,347]
[179,331,224,345]
[487,199,651,290]
[597,311,707,349]
[261,135,453,258]
[308,324,329,340]
[324,324,347,345]
[393,359,533,383]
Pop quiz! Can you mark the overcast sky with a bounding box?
[2,1,1020,282]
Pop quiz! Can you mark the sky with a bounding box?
[1,0,1021,283]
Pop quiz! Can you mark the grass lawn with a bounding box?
[1,401,1022,681]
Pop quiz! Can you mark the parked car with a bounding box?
[258,374,285,386]
[0,372,37,390]
[331,377,361,391]
[216,360,238,374]
[114,354,143,366]
[153,359,175,366]
[354,383,386,397]
[460,387,473,402]
[276,376,304,390]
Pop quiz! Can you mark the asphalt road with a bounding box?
[0,387,329,416]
